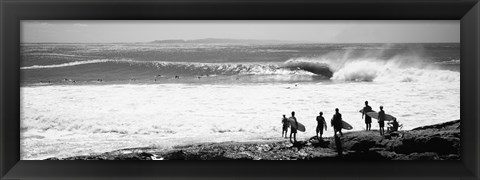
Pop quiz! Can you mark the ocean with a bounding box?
[20,43,460,160]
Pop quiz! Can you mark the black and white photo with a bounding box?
[20,20,460,160]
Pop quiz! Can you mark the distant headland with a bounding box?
[149,38,299,44]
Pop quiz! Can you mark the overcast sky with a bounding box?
[21,20,459,43]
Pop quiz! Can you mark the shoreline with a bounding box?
[45,119,460,160]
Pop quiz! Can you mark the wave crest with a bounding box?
[21,59,119,70]
[330,59,460,83]
[282,58,334,77]
[283,56,460,83]
[21,59,314,76]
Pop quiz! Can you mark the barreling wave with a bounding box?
[21,59,314,76]
[282,59,333,78]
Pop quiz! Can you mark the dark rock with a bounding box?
[384,134,391,139]
[369,147,386,152]
[394,137,417,154]
[334,135,343,155]
[311,139,330,148]
[412,120,460,130]
[375,151,398,160]
[390,132,400,137]
[140,152,153,158]
[45,157,60,160]
[163,150,186,160]
[439,154,460,160]
[395,152,440,160]
[224,152,253,160]
[425,136,456,155]
[350,140,376,152]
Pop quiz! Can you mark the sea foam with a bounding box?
[21,80,460,159]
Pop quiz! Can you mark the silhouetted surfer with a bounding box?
[286,83,298,89]
[63,78,74,83]
[331,108,344,155]
[289,111,298,143]
[281,114,289,138]
[331,108,343,136]
[378,106,386,136]
[387,118,399,133]
[316,112,327,139]
[334,133,343,156]
[362,101,373,131]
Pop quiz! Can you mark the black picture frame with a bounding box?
[1,0,479,179]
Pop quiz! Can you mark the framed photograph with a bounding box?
[1,0,479,179]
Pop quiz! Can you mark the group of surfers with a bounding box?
[281,101,400,144]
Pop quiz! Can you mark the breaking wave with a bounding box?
[21,56,460,83]
[282,59,333,78]
[21,59,117,69]
[21,59,313,76]
[282,57,460,83]
[331,60,460,82]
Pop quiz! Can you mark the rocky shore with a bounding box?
[45,120,460,160]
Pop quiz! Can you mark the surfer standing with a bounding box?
[378,106,386,136]
[281,114,289,138]
[362,101,373,131]
[316,112,327,139]
[331,108,343,136]
[289,111,298,143]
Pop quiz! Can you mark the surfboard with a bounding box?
[359,108,376,114]
[342,120,353,130]
[366,112,395,121]
[288,117,306,132]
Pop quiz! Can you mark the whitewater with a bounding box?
[20,43,460,160]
